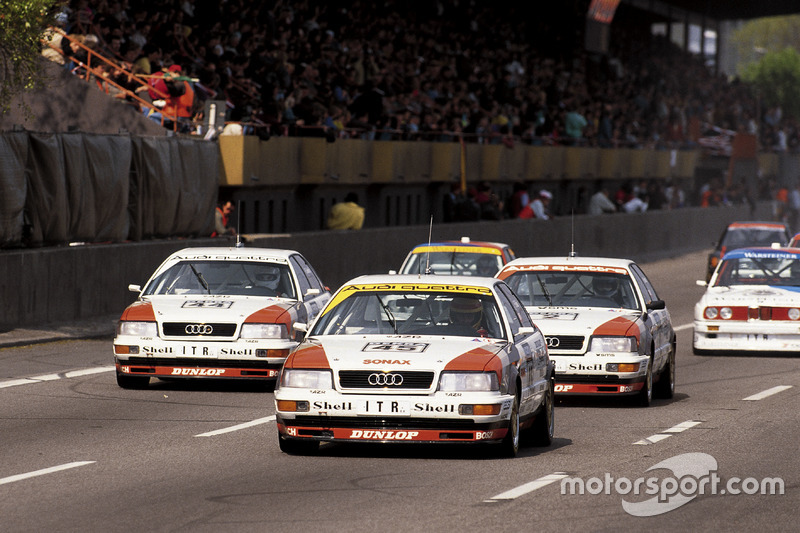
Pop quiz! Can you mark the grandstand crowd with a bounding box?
[47,0,798,154]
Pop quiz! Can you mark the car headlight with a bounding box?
[589,336,637,353]
[789,308,800,320]
[719,307,733,319]
[438,372,499,392]
[116,321,157,337]
[704,307,719,319]
[240,323,289,339]
[280,369,333,389]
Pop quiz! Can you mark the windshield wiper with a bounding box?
[189,264,211,294]
[537,275,553,306]
[375,295,398,333]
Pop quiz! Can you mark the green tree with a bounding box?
[741,47,800,120]
[730,15,800,68]
[0,0,62,114]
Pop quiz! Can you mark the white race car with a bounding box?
[113,247,330,389]
[694,247,800,354]
[274,275,554,457]
[497,256,675,406]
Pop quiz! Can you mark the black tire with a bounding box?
[498,395,520,457]
[636,359,653,407]
[116,373,150,389]
[278,434,319,455]
[654,344,675,399]
[528,378,554,446]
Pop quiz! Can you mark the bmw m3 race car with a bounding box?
[274,275,554,457]
[396,237,515,277]
[694,247,800,354]
[497,256,675,406]
[706,221,790,281]
[113,247,330,389]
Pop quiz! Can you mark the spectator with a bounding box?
[622,194,649,213]
[509,181,530,218]
[327,192,365,230]
[588,187,616,215]
[212,200,236,236]
[474,181,504,220]
[523,190,553,220]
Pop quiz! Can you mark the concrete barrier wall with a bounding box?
[0,202,773,331]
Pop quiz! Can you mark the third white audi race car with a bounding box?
[497,256,675,406]
[274,275,554,457]
[113,247,330,389]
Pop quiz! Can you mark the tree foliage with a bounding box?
[0,0,62,114]
[741,47,800,120]
[730,15,800,70]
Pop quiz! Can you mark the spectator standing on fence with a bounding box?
[327,192,365,230]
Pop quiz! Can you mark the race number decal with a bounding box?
[362,341,429,353]
[182,300,234,309]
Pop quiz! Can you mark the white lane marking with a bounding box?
[673,323,693,332]
[0,461,96,486]
[484,472,569,502]
[0,366,114,389]
[743,385,793,401]
[634,420,702,445]
[195,415,276,437]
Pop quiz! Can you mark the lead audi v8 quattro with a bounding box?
[497,256,675,406]
[694,247,800,354]
[274,275,554,457]
[113,247,330,389]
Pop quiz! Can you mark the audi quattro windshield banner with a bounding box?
[323,283,493,315]
[414,245,502,255]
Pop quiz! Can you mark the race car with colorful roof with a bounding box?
[706,221,790,281]
[497,256,675,406]
[113,247,331,389]
[694,247,800,354]
[274,275,554,457]
[396,237,515,277]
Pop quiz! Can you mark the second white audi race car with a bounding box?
[497,256,675,406]
[113,247,331,389]
[274,275,554,457]
[694,247,800,354]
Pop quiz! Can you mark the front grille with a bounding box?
[547,335,585,351]
[161,322,238,338]
[338,370,435,389]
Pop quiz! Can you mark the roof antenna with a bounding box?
[569,209,577,257]
[235,199,244,248]
[423,214,433,276]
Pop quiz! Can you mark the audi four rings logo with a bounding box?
[545,336,560,348]
[185,324,213,335]
[368,373,404,386]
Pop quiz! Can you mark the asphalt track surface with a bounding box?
[1,250,797,532]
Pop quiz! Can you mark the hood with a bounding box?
[526,306,641,336]
[699,285,800,307]
[289,335,507,372]
[144,295,294,324]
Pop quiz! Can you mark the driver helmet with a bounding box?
[255,266,281,289]
[593,276,619,297]
[449,297,483,329]
[476,255,498,276]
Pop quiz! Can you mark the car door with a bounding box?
[630,264,671,372]
[495,283,546,412]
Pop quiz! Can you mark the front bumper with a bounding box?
[113,336,294,380]
[552,353,649,395]
[693,321,800,352]
[275,391,514,444]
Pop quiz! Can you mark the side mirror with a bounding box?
[388,270,397,275]
[128,284,142,293]
[305,288,320,296]
[293,322,308,342]
[517,326,536,336]
[696,280,708,287]
[646,300,666,311]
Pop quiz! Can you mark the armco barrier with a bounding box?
[0,202,772,332]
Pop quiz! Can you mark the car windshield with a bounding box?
[714,255,800,287]
[143,260,296,298]
[310,290,505,339]
[503,271,639,309]
[722,228,786,248]
[400,251,502,276]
